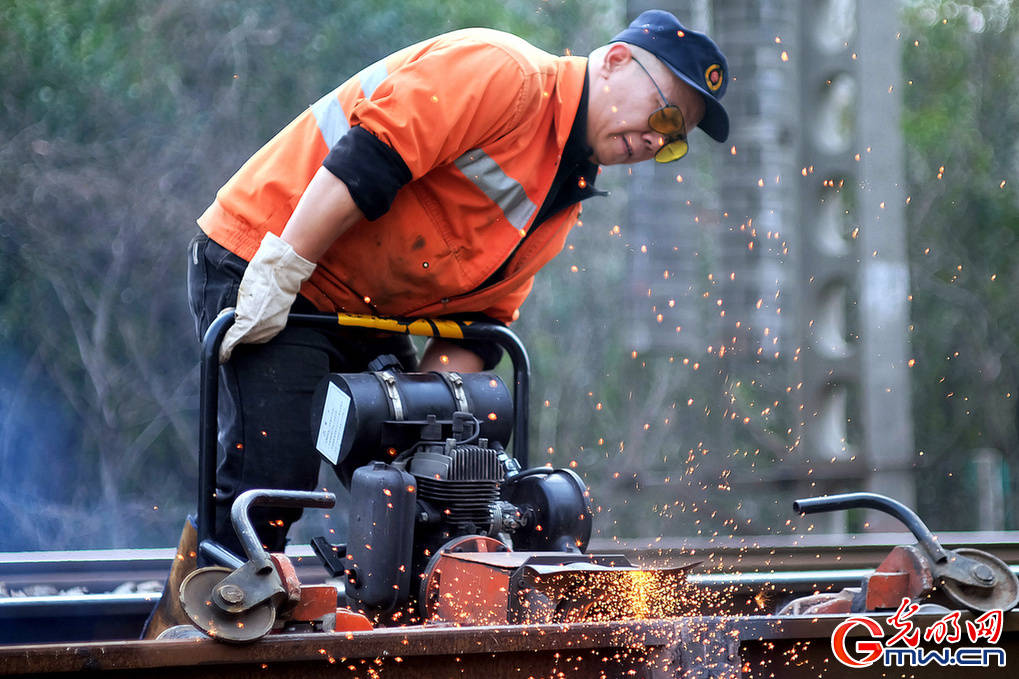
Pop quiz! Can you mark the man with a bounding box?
[189,9,730,556]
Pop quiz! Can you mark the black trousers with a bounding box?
[186,233,417,555]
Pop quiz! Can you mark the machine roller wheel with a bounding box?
[939,548,1019,613]
[179,566,276,643]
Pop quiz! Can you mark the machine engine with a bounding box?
[310,362,592,619]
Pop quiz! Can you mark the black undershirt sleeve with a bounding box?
[322,126,412,221]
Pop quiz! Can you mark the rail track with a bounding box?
[3,535,1018,677]
[4,532,1018,644]
[3,610,1018,677]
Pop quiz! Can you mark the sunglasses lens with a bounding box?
[654,138,689,163]
[649,106,685,136]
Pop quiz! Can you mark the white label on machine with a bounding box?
[316,381,351,465]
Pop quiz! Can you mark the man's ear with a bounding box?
[601,42,632,73]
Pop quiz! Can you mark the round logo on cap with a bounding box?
[705,64,723,92]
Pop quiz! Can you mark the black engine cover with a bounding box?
[311,371,513,486]
[505,468,593,553]
[344,462,417,614]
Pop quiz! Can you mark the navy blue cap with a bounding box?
[611,10,730,142]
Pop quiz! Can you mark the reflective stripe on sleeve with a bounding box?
[359,60,388,99]
[310,91,350,148]
[454,149,537,232]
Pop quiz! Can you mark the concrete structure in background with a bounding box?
[624,0,719,356]
[844,0,915,528]
[625,0,915,532]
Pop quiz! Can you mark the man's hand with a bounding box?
[219,232,317,363]
[218,169,363,363]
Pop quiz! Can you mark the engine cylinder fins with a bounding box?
[409,446,504,483]
[414,478,501,491]
[447,445,504,481]
[415,477,500,526]
[938,548,1019,612]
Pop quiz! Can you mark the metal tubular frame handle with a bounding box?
[198,309,532,551]
[230,489,336,568]
[793,492,949,563]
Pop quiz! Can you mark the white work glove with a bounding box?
[219,232,317,363]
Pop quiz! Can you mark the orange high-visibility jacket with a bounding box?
[197,28,589,324]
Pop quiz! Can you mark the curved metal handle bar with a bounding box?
[230,489,335,569]
[197,308,235,553]
[793,492,948,563]
[197,309,531,551]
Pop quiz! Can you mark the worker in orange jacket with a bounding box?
[188,10,730,554]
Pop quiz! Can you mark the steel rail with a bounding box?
[3,613,1019,677]
[7,531,1019,580]
[8,563,1019,644]
[5,535,1019,643]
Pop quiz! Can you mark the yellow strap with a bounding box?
[334,312,467,339]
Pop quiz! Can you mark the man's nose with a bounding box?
[640,130,666,154]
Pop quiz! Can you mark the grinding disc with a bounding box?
[180,566,276,642]
[939,548,1019,613]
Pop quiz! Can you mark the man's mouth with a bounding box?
[622,135,632,158]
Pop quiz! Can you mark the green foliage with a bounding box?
[901,0,1019,528]
[0,0,616,549]
[5,0,1015,550]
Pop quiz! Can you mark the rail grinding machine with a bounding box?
[176,312,1019,644]
[178,312,694,641]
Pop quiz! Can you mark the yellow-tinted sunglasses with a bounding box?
[632,56,689,163]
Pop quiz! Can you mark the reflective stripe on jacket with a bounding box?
[197,28,589,324]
